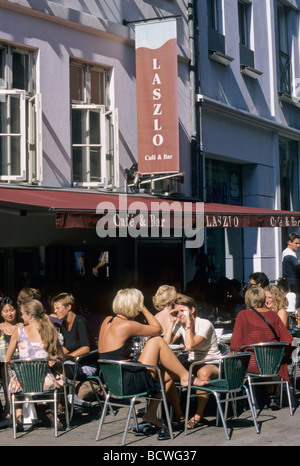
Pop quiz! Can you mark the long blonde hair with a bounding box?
[21,299,59,356]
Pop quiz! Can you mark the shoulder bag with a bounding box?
[250,307,295,360]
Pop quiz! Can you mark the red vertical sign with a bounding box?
[135,19,180,174]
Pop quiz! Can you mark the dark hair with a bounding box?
[287,233,300,243]
[174,293,198,312]
[249,272,269,288]
[277,277,290,294]
[0,296,14,312]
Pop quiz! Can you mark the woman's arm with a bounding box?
[163,310,180,344]
[127,306,162,338]
[4,327,19,363]
[184,314,205,351]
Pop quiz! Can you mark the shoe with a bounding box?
[67,394,93,408]
[16,416,24,433]
[39,409,65,431]
[269,396,280,411]
[157,427,171,440]
[129,422,158,436]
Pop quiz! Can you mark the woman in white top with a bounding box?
[164,294,221,429]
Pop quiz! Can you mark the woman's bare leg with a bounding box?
[187,364,219,428]
[139,337,209,388]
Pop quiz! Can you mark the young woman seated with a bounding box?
[98,288,209,437]
[163,294,221,429]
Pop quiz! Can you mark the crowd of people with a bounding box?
[0,254,298,438]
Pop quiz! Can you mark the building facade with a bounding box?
[0,0,299,301]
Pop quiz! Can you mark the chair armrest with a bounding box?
[98,359,165,391]
[66,350,99,381]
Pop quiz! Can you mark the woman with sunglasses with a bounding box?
[164,293,221,429]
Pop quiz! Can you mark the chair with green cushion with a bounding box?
[11,358,69,438]
[96,359,173,446]
[184,352,260,440]
[240,342,294,416]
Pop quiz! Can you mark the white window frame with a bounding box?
[72,104,106,187]
[105,107,119,188]
[72,105,119,189]
[28,93,43,182]
[0,89,26,180]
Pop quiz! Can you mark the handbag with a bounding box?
[250,307,296,360]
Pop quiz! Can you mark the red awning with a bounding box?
[0,186,299,229]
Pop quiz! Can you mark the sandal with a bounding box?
[187,416,208,430]
[174,416,185,431]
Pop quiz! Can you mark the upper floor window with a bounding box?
[277,2,291,94]
[207,0,221,32]
[0,44,41,182]
[70,60,118,188]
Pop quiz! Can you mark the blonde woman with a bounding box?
[264,285,289,327]
[153,285,177,334]
[5,299,65,431]
[98,288,209,439]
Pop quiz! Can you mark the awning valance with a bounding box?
[0,186,299,229]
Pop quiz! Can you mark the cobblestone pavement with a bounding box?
[0,390,300,451]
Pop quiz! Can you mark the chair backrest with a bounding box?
[222,352,251,391]
[99,360,124,398]
[12,359,49,393]
[252,342,287,376]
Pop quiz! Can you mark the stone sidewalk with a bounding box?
[0,392,299,448]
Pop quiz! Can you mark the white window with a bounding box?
[70,60,119,188]
[0,44,42,183]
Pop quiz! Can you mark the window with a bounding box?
[70,60,118,188]
[238,1,250,48]
[205,159,242,205]
[279,137,299,211]
[277,2,291,94]
[238,1,255,68]
[207,0,221,32]
[0,44,41,182]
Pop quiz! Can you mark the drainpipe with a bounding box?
[188,0,204,201]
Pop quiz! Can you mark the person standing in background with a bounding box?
[282,233,300,307]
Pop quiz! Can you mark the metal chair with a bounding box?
[11,358,69,438]
[184,352,260,440]
[290,337,300,392]
[96,359,173,446]
[65,350,110,422]
[240,342,294,417]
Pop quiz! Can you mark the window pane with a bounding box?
[10,96,21,133]
[10,137,21,175]
[279,138,299,211]
[72,109,84,144]
[91,70,104,105]
[0,48,5,88]
[12,51,29,91]
[90,147,101,181]
[72,146,84,182]
[70,63,84,101]
[238,2,248,47]
[0,136,20,176]
[90,111,100,144]
[0,95,20,133]
[0,137,7,174]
